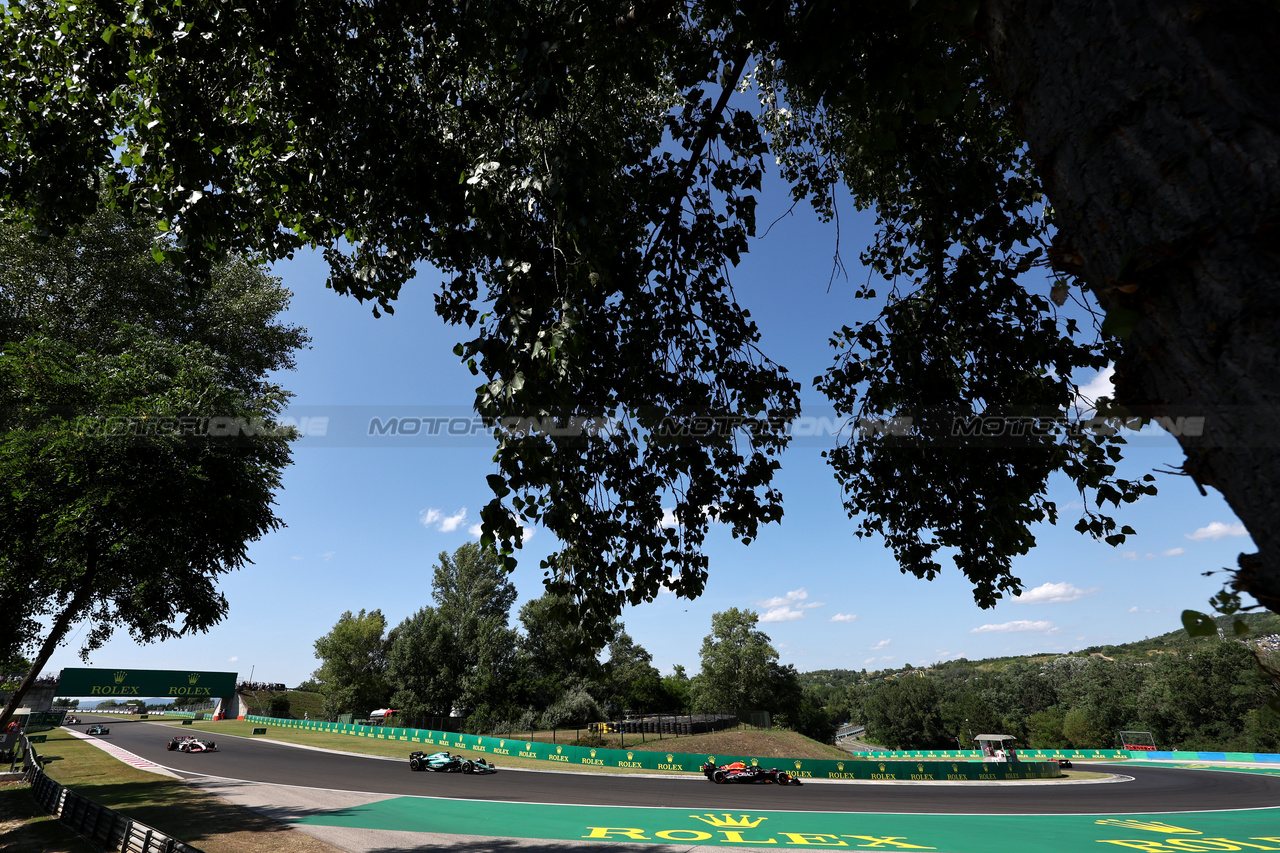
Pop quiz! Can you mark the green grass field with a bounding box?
[11,727,340,853]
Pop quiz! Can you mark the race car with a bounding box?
[85,724,110,735]
[1057,758,1073,769]
[408,750,497,774]
[700,760,802,786]
[167,735,218,753]
[65,716,81,725]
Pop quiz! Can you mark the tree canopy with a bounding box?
[0,205,308,727]
[312,608,392,720]
[3,0,1276,634]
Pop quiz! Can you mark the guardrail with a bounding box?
[22,735,204,853]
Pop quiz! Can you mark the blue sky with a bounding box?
[43,185,1255,690]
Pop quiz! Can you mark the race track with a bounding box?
[76,716,1280,816]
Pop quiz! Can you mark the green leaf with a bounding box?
[1181,610,1217,638]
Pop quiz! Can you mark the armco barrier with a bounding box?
[243,716,1062,780]
[22,735,203,852]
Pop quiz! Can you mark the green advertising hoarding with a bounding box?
[58,668,237,699]
[244,716,1063,780]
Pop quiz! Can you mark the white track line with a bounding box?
[61,726,182,779]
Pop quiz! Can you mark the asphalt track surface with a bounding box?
[73,716,1280,817]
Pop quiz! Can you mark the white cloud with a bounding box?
[290,555,302,561]
[1186,521,1248,541]
[228,656,239,663]
[760,607,806,623]
[1129,606,1140,613]
[758,588,811,608]
[1162,547,1186,557]
[421,507,468,532]
[830,613,858,623]
[1074,365,1115,411]
[870,639,891,650]
[659,508,679,529]
[970,620,1057,634]
[1013,582,1098,605]
[319,551,336,562]
[756,588,823,622]
[467,523,483,538]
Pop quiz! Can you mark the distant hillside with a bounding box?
[238,688,325,719]
[799,611,1280,688]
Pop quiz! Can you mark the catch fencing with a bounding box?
[22,735,204,853]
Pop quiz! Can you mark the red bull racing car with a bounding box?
[701,760,802,786]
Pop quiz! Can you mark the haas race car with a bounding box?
[701,760,802,786]
[408,750,497,774]
[167,735,218,753]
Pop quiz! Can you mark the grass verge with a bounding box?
[22,728,342,853]
[0,781,96,853]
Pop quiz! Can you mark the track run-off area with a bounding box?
[70,715,1280,852]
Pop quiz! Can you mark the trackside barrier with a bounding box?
[21,735,204,852]
[1141,750,1280,762]
[242,716,1064,780]
[853,747,1130,762]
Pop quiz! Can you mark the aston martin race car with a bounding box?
[167,735,218,753]
[700,760,802,786]
[86,724,110,735]
[408,750,497,774]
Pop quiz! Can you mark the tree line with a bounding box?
[803,623,1280,753]
[309,543,837,741]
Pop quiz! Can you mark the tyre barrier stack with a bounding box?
[22,736,203,853]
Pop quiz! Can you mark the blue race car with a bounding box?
[408,750,497,774]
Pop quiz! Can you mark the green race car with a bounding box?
[408,750,497,774]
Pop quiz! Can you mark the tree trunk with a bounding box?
[0,564,97,731]
[981,0,1280,611]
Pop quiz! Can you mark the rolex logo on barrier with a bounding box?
[707,756,715,763]
[794,760,802,770]
[878,763,886,772]
[114,671,128,684]
[499,740,505,748]
[590,749,597,758]
[1095,820,1201,834]
[837,762,845,771]
[666,754,674,763]
[691,814,768,829]
[917,764,925,772]
[750,759,758,766]
[556,745,563,754]
[627,752,634,760]
[526,743,532,751]
[188,673,201,685]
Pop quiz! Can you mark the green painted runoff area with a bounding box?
[295,798,1280,851]
[244,716,1064,780]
